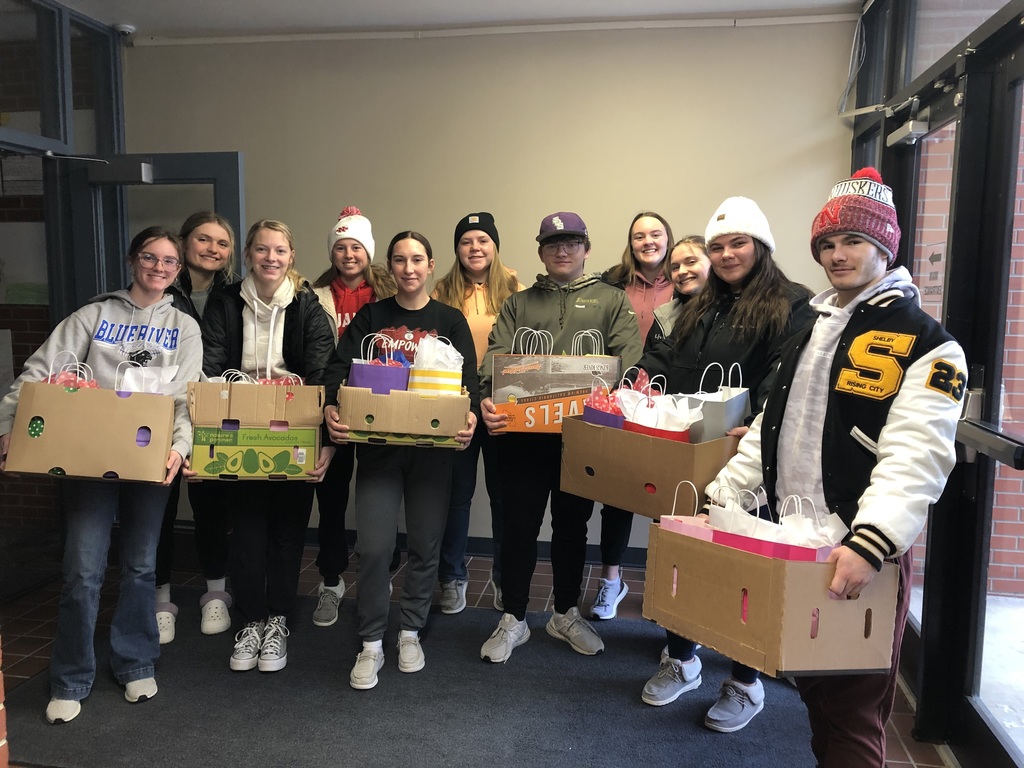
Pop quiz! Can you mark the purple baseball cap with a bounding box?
[536,211,589,243]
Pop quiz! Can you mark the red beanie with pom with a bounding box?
[810,167,900,265]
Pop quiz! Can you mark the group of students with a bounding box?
[0,166,966,768]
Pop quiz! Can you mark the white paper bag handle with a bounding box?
[571,329,605,356]
[778,494,803,521]
[696,362,725,394]
[115,360,144,391]
[726,362,743,388]
[360,332,398,364]
[710,485,760,513]
[671,480,700,517]
[511,327,554,356]
[47,352,93,384]
[220,369,257,384]
[617,366,641,391]
[644,374,667,397]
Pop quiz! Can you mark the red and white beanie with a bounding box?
[328,206,375,260]
[810,167,900,265]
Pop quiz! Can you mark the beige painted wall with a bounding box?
[127,19,855,553]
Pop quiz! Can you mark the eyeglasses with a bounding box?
[541,240,584,256]
[138,253,181,269]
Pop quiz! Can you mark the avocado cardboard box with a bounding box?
[491,354,620,433]
[559,415,739,519]
[643,522,898,676]
[188,381,324,480]
[6,381,173,483]
[337,385,470,448]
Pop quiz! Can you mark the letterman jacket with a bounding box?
[709,275,966,570]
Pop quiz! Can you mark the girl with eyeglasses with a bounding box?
[154,212,239,646]
[0,227,203,724]
[193,219,336,674]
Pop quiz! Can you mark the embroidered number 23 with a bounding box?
[927,360,967,402]
[835,331,917,401]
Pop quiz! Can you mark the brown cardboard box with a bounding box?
[491,354,620,433]
[338,386,470,448]
[188,381,324,479]
[6,382,174,483]
[643,522,898,676]
[559,415,739,519]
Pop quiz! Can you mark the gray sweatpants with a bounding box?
[353,444,454,642]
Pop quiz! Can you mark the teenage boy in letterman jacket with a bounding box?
[707,168,966,767]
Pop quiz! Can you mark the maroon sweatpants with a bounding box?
[795,551,913,768]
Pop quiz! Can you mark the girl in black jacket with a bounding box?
[196,219,335,674]
[156,212,237,646]
[638,198,814,734]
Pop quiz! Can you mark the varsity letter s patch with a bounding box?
[926,360,967,402]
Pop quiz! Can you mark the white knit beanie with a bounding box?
[704,197,776,254]
[328,206,375,260]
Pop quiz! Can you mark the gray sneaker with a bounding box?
[704,678,765,732]
[230,621,265,671]
[258,615,289,672]
[481,613,530,663]
[312,580,344,627]
[590,578,628,620]
[488,575,504,612]
[545,607,605,656]
[439,579,467,615]
[642,655,702,706]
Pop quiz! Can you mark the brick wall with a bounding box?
[0,305,60,527]
[0,38,95,114]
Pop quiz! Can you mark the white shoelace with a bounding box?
[262,620,290,655]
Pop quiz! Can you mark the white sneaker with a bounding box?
[155,602,177,645]
[350,648,385,690]
[397,635,425,673]
[258,615,289,672]
[642,656,702,706]
[480,613,530,663]
[590,578,628,620]
[546,607,605,655]
[439,579,467,615]
[46,698,81,724]
[230,621,265,671]
[124,677,158,703]
[200,591,232,635]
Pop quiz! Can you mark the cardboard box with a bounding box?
[491,354,620,433]
[559,415,739,519]
[188,381,324,479]
[338,386,470,448]
[6,382,173,483]
[643,523,898,676]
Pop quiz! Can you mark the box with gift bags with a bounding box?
[492,329,621,433]
[561,362,750,518]
[338,333,471,448]
[6,355,175,483]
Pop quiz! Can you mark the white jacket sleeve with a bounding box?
[706,411,767,501]
[847,339,966,562]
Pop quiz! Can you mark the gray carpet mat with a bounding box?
[6,587,814,767]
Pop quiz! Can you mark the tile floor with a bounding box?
[0,550,956,768]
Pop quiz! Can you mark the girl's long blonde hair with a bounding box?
[433,239,518,316]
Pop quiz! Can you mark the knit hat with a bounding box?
[704,197,776,254]
[810,167,900,264]
[454,212,500,253]
[328,206,374,260]
[536,211,588,243]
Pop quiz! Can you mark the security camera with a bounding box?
[113,23,136,36]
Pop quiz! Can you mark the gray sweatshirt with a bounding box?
[0,289,203,460]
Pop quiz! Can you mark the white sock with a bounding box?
[321,581,344,597]
[399,629,418,640]
[363,639,383,652]
[155,583,171,604]
[602,577,621,588]
[206,578,226,593]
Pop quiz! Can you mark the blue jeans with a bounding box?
[438,426,503,582]
[50,480,169,701]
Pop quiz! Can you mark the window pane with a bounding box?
[911,2,1003,82]
[0,0,62,141]
[981,88,1024,759]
